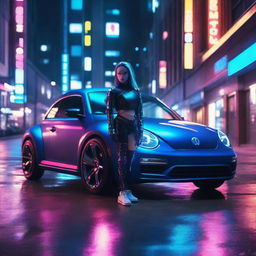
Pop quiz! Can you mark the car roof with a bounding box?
[62,87,154,100]
[62,88,109,97]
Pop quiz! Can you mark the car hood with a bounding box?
[144,119,219,149]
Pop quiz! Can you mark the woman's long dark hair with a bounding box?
[114,61,139,89]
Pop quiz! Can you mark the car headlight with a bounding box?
[218,130,231,147]
[140,130,159,149]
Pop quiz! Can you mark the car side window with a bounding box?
[46,96,84,119]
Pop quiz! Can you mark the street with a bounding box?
[0,136,256,256]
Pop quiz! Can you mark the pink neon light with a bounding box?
[19,38,24,47]
[208,0,220,47]
[162,31,168,40]
[41,160,78,170]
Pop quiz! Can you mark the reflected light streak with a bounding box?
[199,211,231,255]
[84,211,121,256]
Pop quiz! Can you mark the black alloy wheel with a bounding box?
[80,138,111,194]
[22,140,44,180]
[193,179,225,190]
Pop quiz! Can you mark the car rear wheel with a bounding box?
[22,140,44,180]
[193,180,224,190]
[80,138,112,194]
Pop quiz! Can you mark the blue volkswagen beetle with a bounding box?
[22,88,237,193]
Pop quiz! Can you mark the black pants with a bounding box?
[116,142,135,191]
[114,114,138,143]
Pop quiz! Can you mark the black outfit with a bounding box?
[106,83,143,190]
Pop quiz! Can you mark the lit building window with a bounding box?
[71,0,83,10]
[152,80,156,94]
[84,57,92,71]
[40,45,48,52]
[41,85,45,95]
[84,21,91,33]
[84,35,91,46]
[105,22,120,38]
[70,80,82,90]
[152,0,159,13]
[162,31,168,40]
[105,50,120,57]
[71,45,82,56]
[250,84,256,105]
[47,89,51,99]
[105,81,112,87]
[105,71,114,77]
[69,23,83,33]
[208,98,224,130]
[42,58,49,64]
[106,9,120,15]
[86,81,92,88]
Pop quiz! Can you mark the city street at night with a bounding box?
[1,0,256,255]
[0,136,256,256]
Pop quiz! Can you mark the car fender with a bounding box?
[22,124,45,162]
[77,130,116,166]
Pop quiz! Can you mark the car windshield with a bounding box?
[88,91,181,120]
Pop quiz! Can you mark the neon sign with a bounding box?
[13,0,26,103]
[159,60,167,89]
[208,0,220,47]
[184,0,193,69]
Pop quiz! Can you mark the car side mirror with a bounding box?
[65,108,84,118]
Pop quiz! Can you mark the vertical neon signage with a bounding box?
[159,60,167,89]
[208,0,220,47]
[184,0,193,69]
[13,0,26,103]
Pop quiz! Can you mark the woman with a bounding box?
[106,61,143,206]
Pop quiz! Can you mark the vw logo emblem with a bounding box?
[191,137,200,146]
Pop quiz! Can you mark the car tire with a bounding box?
[80,138,112,194]
[193,180,224,190]
[22,140,44,180]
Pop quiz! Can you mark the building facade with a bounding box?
[61,0,151,93]
[144,0,256,146]
[0,0,58,135]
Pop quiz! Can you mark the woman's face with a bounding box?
[116,65,129,84]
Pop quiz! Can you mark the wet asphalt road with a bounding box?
[0,136,256,256]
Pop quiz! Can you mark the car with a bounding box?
[22,88,237,193]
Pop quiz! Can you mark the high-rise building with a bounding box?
[61,0,152,93]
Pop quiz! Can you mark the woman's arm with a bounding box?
[136,89,143,145]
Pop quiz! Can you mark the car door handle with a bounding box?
[50,127,56,132]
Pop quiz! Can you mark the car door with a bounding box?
[41,95,86,166]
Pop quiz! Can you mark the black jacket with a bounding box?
[106,86,143,144]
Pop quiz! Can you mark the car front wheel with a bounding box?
[22,140,44,180]
[193,180,224,190]
[80,138,112,194]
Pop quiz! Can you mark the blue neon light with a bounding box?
[71,45,81,56]
[228,42,256,76]
[62,53,69,93]
[105,50,120,57]
[106,9,120,15]
[71,0,82,10]
[214,55,227,73]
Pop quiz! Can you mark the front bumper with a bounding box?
[130,148,237,183]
